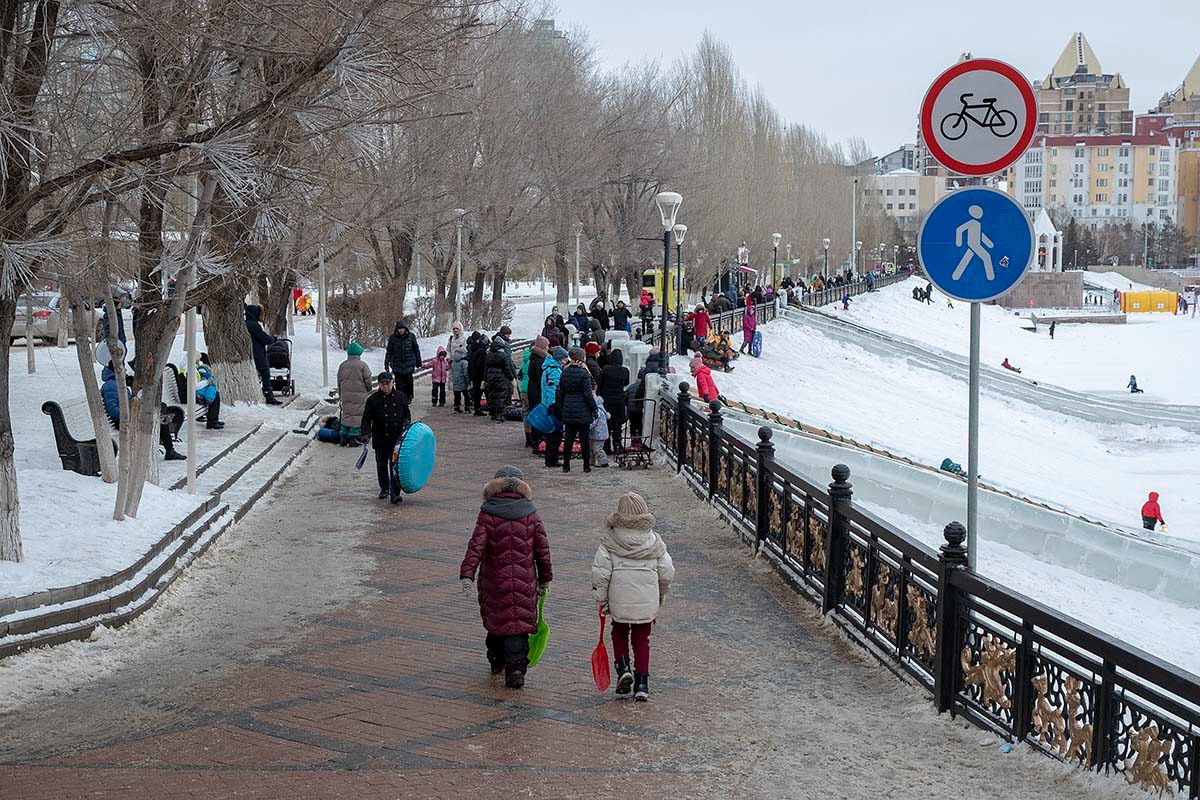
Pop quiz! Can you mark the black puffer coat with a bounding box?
[384,321,421,376]
[245,305,274,370]
[557,362,597,425]
[484,343,516,408]
[468,337,488,384]
[526,348,547,408]
[597,349,630,424]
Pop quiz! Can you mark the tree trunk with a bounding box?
[554,241,569,305]
[388,223,412,312]
[204,276,260,402]
[0,296,21,561]
[471,264,487,314]
[260,261,292,336]
[489,260,507,327]
[68,287,117,483]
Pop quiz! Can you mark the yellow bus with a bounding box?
[641,266,688,314]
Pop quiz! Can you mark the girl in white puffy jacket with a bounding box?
[592,492,674,702]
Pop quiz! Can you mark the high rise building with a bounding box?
[1155,54,1200,124]
[1034,33,1133,136]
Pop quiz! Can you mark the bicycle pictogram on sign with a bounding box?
[940,93,1018,141]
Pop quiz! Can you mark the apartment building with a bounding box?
[869,168,945,235]
[1034,33,1133,136]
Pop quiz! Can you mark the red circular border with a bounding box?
[920,58,1037,176]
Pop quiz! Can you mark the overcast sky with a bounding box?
[547,0,1200,157]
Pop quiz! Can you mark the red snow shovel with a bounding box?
[591,610,610,692]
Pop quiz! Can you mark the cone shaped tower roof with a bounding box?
[1049,32,1102,81]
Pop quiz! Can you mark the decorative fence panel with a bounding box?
[655,385,1200,797]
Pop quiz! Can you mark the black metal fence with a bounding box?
[797,270,911,308]
[657,384,1200,798]
[633,300,778,356]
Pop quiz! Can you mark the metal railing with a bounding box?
[796,270,911,308]
[633,300,778,356]
[656,383,1200,798]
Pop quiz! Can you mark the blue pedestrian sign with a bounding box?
[917,187,1033,303]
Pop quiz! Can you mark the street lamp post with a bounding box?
[454,208,466,318]
[673,223,688,354]
[855,241,862,278]
[654,191,683,374]
[771,232,781,291]
[822,238,830,280]
[573,221,583,308]
[785,243,792,278]
[893,244,899,266]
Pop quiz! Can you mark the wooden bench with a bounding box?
[42,399,119,477]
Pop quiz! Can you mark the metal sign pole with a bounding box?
[967,302,981,570]
[185,307,197,493]
[319,244,328,388]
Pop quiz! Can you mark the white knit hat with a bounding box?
[607,492,655,529]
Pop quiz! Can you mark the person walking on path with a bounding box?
[451,332,472,414]
[460,465,553,689]
[430,346,450,407]
[484,338,516,422]
[360,371,411,504]
[1049,320,1057,340]
[739,296,757,354]
[559,347,597,473]
[592,492,675,702]
[384,319,421,403]
[540,346,567,467]
[1141,491,1166,531]
[336,342,373,445]
[245,304,282,405]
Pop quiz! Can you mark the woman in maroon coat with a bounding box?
[460,465,553,688]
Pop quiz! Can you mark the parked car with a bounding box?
[11,292,79,345]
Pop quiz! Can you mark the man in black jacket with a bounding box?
[559,347,598,473]
[468,333,489,416]
[597,348,629,453]
[360,372,412,503]
[525,337,548,448]
[245,305,281,405]
[612,300,632,332]
[384,319,421,402]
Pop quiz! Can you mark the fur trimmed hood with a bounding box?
[601,527,666,560]
[484,477,532,500]
[606,509,655,530]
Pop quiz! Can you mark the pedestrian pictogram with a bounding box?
[920,58,1036,176]
[918,188,1033,303]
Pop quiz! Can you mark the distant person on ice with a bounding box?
[1127,375,1144,394]
[1141,491,1166,531]
[460,465,552,689]
[1049,320,1057,340]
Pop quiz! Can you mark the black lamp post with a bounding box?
[822,238,830,280]
[673,223,688,354]
[771,232,781,291]
[654,191,683,374]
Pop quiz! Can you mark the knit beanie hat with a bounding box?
[689,355,703,373]
[584,342,601,355]
[534,335,550,349]
[606,492,655,530]
[347,341,364,357]
[494,465,523,479]
[452,321,463,333]
[548,334,561,348]
[552,346,570,361]
[568,347,586,362]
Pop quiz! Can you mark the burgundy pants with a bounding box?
[611,621,652,673]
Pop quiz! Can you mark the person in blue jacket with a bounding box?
[540,347,566,468]
[102,364,185,461]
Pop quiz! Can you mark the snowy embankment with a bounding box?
[661,283,1200,673]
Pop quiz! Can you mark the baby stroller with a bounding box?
[266,338,296,396]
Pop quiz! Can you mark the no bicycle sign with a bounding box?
[920,58,1036,176]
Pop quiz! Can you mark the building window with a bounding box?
[1074,164,1084,174]
[1159,179,1170,191]
[1160,149,1170,162]
[1118,147,1130,158]
[1024,181,1041,194]
[1159,163,1171,176]
[885,189,892,195]
[1065,100,1074,111]
[1148,178,1155,186]
[1097,147,1109,156]
[1161,208,1171,218]
[885,203,893,210]
[1024,165,1042,178]
[1096,178,1108,187]
[1095,193,1108,203]
[1097,162,1109,172]
[1150,147,1156,155]
[1049,179,1057,187]
[909,189,917,195]
[1075,148,1085,158]
[1158,194,1170,205]
[909,203,916,210]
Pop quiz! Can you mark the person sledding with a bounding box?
[939,457,968,479]
[1001,358,1021,374]
[1140,492,1166,532]
[841,294,852,311]
[1127,374,1144,394]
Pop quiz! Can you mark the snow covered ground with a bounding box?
[666,279,1200,673]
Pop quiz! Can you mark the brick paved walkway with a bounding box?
[0,404,1141,799]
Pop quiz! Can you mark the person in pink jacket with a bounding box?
[431,346,450,407]
[689,356,719,404]
[739,295,757,354]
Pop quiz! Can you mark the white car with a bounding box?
[11,293,79,344]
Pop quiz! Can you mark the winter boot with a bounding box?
[633,673,649,702]
[487,653,505,675]
[504,662,527,689]
[264,392,283,406]
[615,657,633,695]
